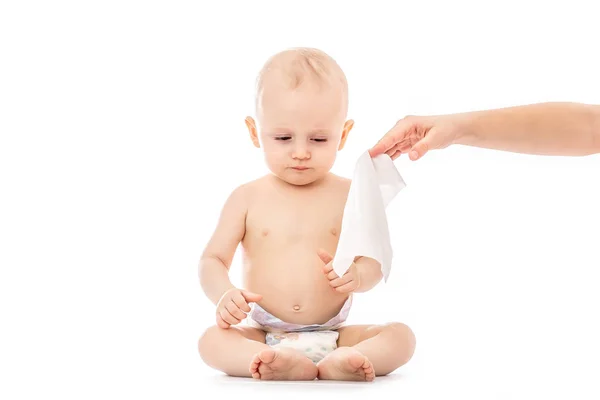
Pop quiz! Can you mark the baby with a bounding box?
[198,47,416,381]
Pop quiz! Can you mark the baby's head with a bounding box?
[245,47,353,186]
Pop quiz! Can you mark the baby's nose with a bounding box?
[292,146,310,159]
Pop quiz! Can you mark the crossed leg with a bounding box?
[198,325,318,380]
[317,322,416,381]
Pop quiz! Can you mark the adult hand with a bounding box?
[369,115,463,161]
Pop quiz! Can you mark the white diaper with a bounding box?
[265,331,339,364]
[246,296,353,364]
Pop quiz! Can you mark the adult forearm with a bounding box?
[458,102,600,156]
[198,256,236,305]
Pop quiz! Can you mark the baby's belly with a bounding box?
[242,244,350,326]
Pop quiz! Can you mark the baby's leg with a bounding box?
[199,325,267,377]
[317,322,416,381]
[198,325,318,380]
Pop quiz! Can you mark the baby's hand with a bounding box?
[215,288,262,329]
[318,249,361,293]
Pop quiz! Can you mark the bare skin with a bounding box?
[241,174,353,325]
[317,347,375,382]
[317,323,416,381]
[198,172,416,381]
[370,102,600,161]
[198,47,416,381]
[198,325,268,378]
[249,348,318,381]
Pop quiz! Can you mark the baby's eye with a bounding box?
[275,136,292,141]
[312,138,328,142]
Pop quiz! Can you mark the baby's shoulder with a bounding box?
[239,175,272,193]
[327,173,352,193]
[225,175,270,202]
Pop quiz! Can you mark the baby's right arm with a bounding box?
[199,184,263,328]
[198,185,248,306]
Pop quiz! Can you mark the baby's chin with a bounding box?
[274,169,327,186]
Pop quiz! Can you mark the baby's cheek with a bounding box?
[316,147,337,164]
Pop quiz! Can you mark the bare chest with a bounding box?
[245,192,346,245]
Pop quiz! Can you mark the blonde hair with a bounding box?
[254,47,348,112]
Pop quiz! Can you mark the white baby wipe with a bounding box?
[331,151,406,282]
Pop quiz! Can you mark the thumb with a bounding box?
[409,127,439,161]
[317,248,334,265]
[241,290,262,303]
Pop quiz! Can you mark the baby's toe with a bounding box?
[258,348,277,364]
[347,353,368,371]
[249,354,262,376]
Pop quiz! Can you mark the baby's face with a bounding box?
[251,82,352,186]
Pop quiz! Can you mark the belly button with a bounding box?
[293,305,301,312]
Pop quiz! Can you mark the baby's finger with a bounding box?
[216,313,230,329]
[330,274,352,288]
[232,292,251,313]
[318,248,334,265]
[326,268,340,280]
[220,308,241,326]
[226,301,246,320]
[323,265,337,280]
[322,261,333,274]
[335,280,358,293]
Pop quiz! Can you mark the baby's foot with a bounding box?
[317,347,375,382]
[249,347,318,381]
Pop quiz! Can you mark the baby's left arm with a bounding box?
[352,256,383,293]
[318,250,383,294]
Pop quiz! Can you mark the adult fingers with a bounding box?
[369,117,415,157]
[409,128,438,160]
[385,143,403,158]
[408,127,447,161]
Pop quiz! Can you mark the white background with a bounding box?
[1,1,599,399]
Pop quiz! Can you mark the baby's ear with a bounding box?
[245,116,260,148]
[338,119,354,150]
